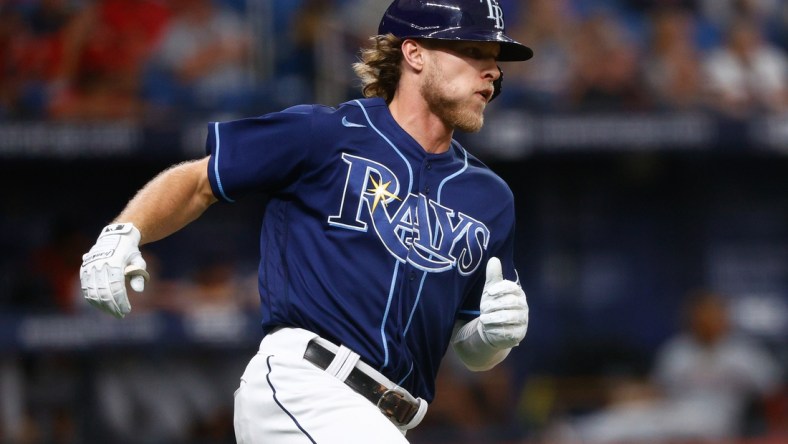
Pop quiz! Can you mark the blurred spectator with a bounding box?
[699,0,788,51]
[502,0,577,111]
[144,0,256,119]
[48,0,170,121]
[549,289,783,443]
[0,1,76,119]
[642,7,706,110]
[699,0,781,30]
[703,17,788,117]
[567,11,651,112]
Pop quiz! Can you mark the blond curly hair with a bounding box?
[352,34,403,103]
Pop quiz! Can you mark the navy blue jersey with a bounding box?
[205,97,519,402]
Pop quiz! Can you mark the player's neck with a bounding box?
[388,94,453,154]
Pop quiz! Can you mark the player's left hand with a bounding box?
[477,257,529,349]
[80,223,149,318]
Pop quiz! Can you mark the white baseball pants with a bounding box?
[233,327,411,443]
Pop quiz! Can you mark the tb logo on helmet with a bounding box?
[481,0,505,30]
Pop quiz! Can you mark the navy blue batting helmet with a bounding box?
[378,0,533,62]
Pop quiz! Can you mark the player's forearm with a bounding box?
[114,157,217,245]
[451,318,511,371]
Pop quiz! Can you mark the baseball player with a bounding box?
[79,1,532,442]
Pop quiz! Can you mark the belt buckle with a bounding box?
[376,388,417,425]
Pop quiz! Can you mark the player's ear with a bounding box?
[401,38,425,72]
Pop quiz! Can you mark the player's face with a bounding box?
[419,41,501,132]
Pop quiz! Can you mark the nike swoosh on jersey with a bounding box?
[342,116,367,128]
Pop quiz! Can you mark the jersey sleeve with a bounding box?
[205,105,316,202]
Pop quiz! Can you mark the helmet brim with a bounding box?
[400,29,533,62]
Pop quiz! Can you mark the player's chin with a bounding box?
[453,106,485,133]
[453,114,485,133]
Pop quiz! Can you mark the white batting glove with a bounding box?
[80,223,149,318]
[477,257,529,349]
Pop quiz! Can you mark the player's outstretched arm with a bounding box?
[452,257,529,371]
[115,156,218,245]
[80,157,218,318]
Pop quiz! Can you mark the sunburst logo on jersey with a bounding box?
[367,175,400,212]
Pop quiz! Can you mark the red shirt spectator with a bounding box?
[49,0,170,121]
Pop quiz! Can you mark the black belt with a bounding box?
[303,339,420,426]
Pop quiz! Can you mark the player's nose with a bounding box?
[482,62,500,81]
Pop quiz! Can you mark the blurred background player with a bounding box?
[548,289,783,443]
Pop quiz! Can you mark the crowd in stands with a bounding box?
[0,0,255,122]
[1,0,788,122]
[501,0,788,115]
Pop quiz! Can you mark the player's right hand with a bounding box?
[478,257,529,349]
[80,223,149,318]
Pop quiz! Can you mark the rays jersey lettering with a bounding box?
[328,153,489,275]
